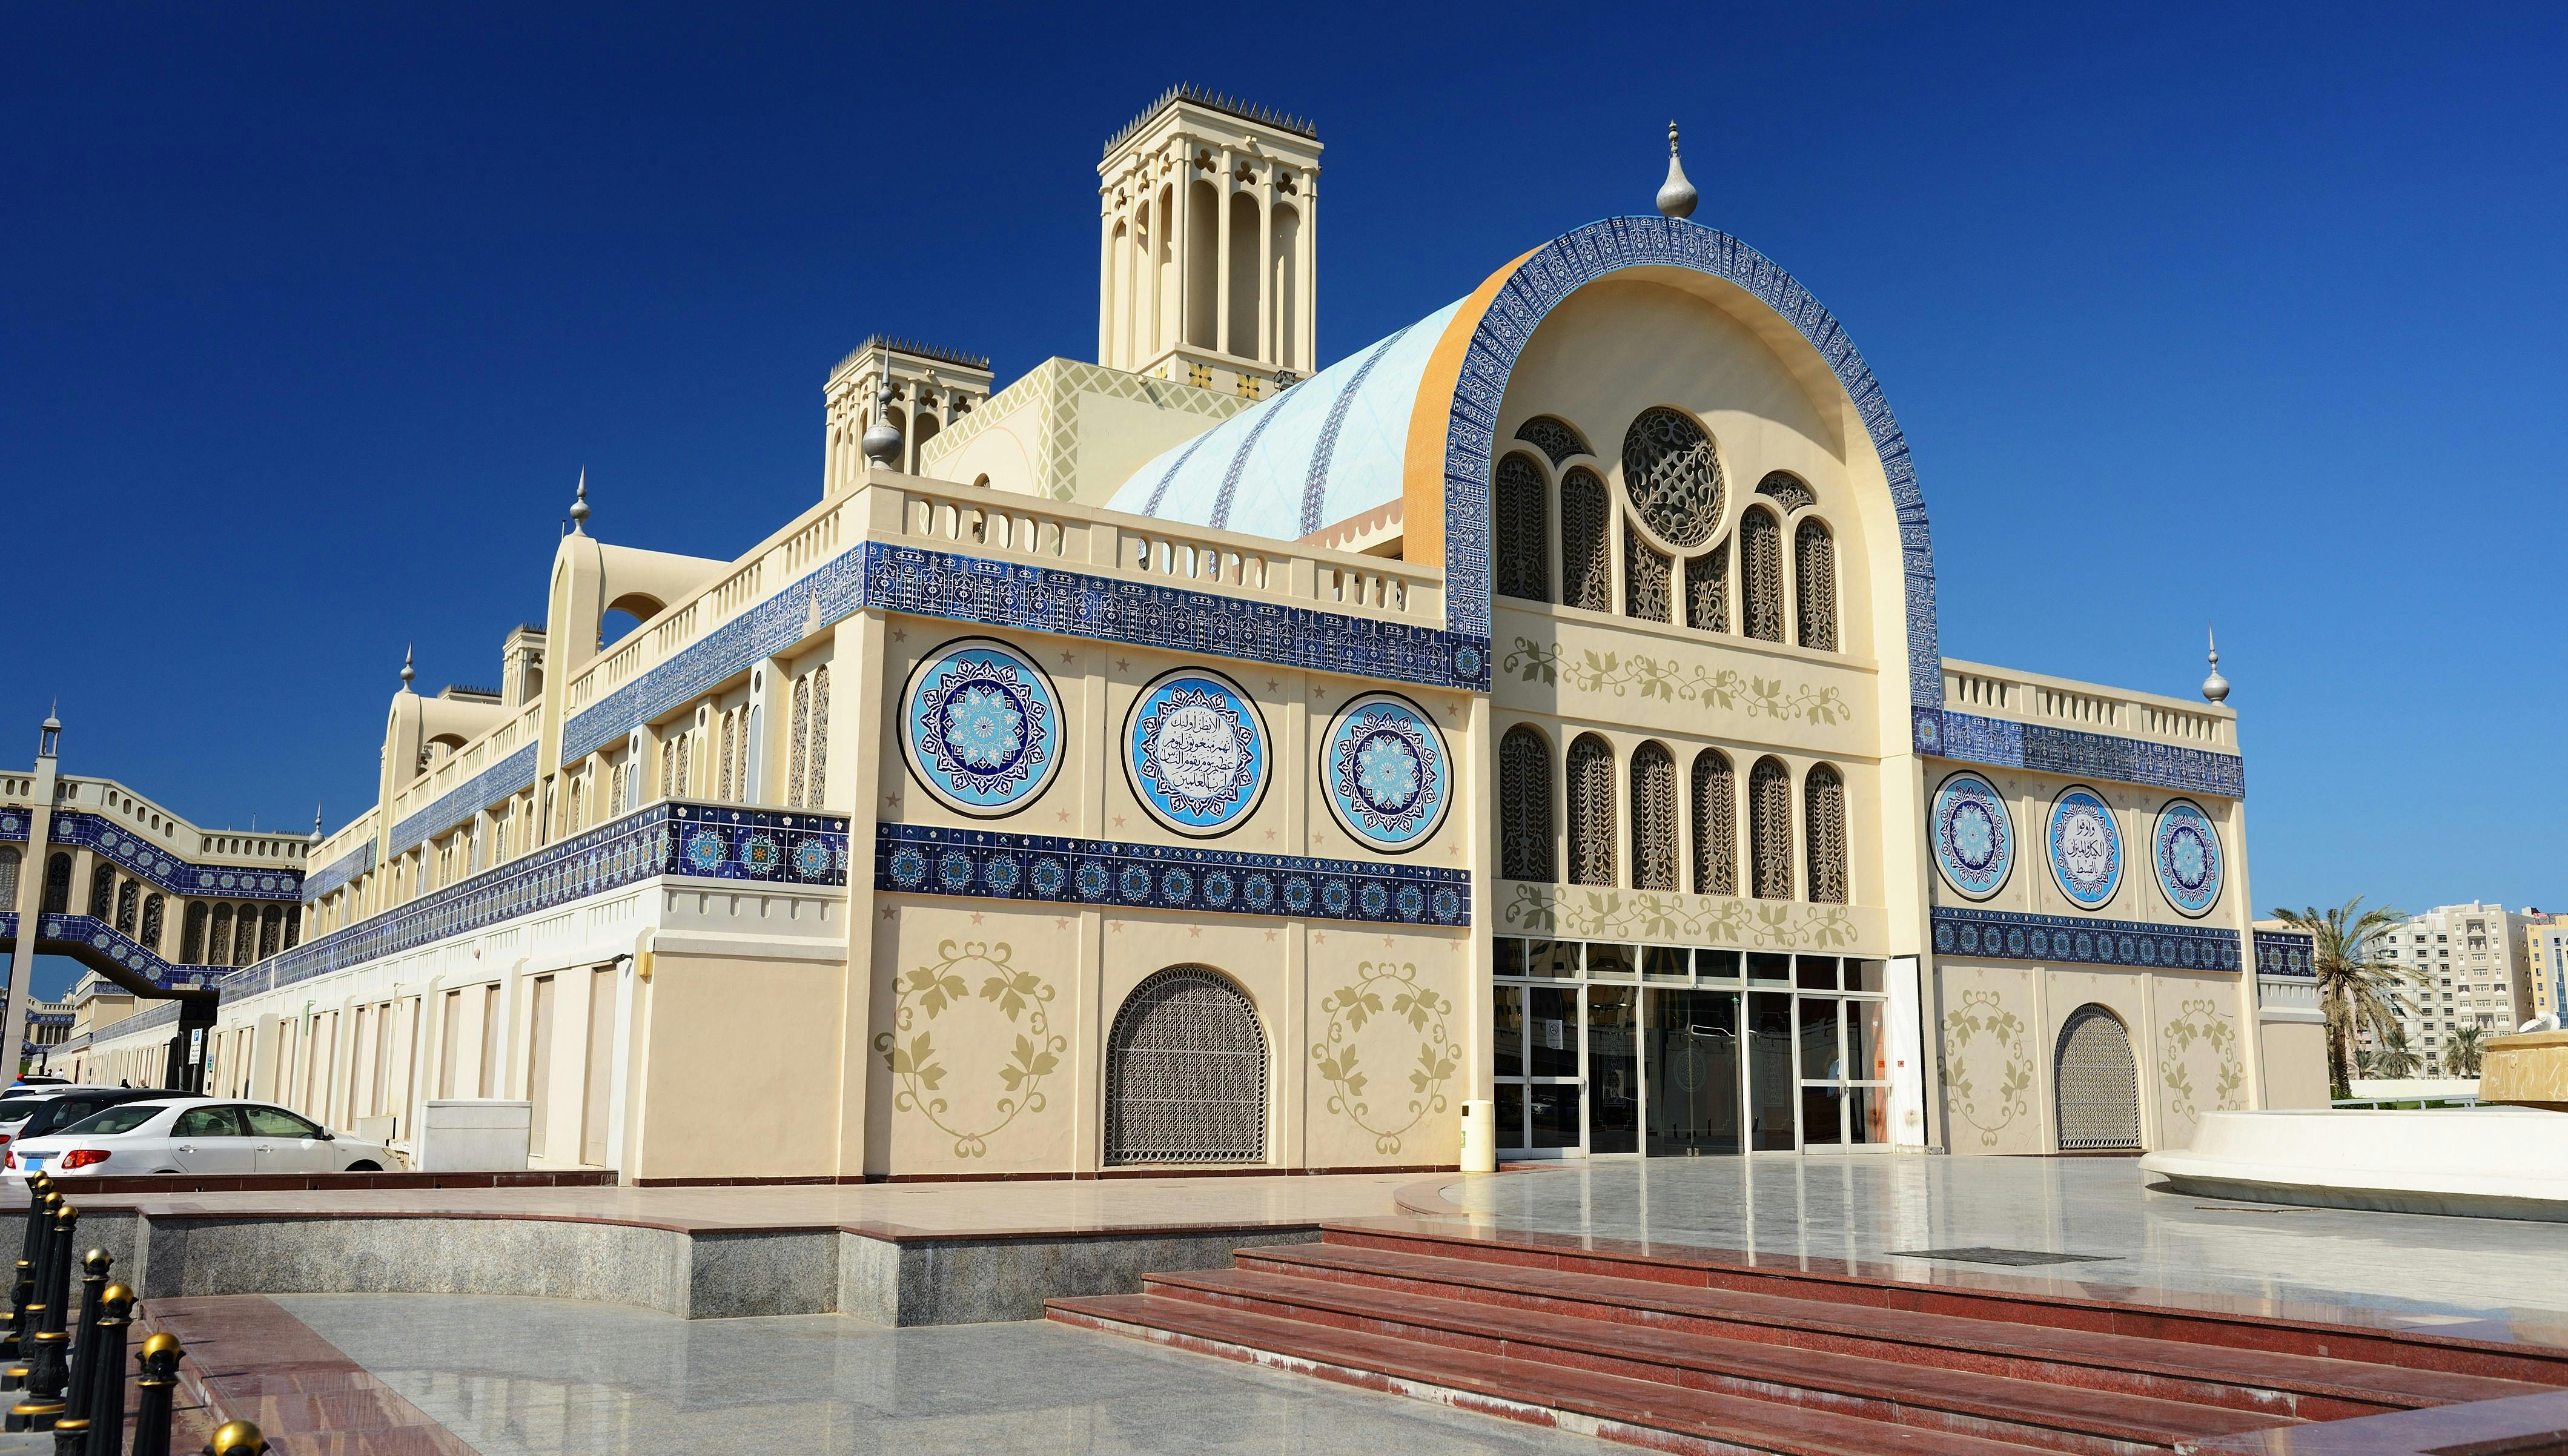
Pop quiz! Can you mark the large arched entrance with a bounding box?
[2054,1004,2141,1150]
[1104,967,1267,1166]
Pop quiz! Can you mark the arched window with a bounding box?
[41,853,70,914]
[1685,543,1728,633]
[1749,756,1793,900]
[140,893,165,952]
[282,905,302,951]
[1795,519,1838,651]
[1692,750,1737,896]
[0,847,18,905]
[1514,415,1590,465]
[1624,531,1671,623]
[806,666,831,806]
[2055,1006,2142,1150]
[88,864,115,918]
[1498,726,1555,882]
[1741,508,1785,643]
[1560,468,1610,611]
[1805,764,1847,903]
[1566,734,1617,888]
[716,710,739,802]
[115,881,139,935]
[1630,743,1677,890]
[1494,454,1550,603]
[1755,471,1816,512]
[208,905,234,966]
[258,904,283,960]
[787,673,812,807]
[1105,967,1267,1165]
[180,902,207,964]
[1620,406,1724,549]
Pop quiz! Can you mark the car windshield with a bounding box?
[52,1104,170,1137]
[24,1099,116,1137]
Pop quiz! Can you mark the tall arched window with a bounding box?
[1685,543,1728,633]
[208,905,234,965]
[0,847,18,906]
[1741,508,1784,643]
[1105,967,1267,1165]
[115,881,139,935]
[1498,726,1555,883]
[1749,756,1793,900]
[1805,764,1847,904]
[181,903,207,964]
[1495,454,1550,603]
[259,904,283,960]
[1624,532,1671,623]
[88,864,115,918]
[1566,735,1617,888]
[806,666,831,806]
[41,853,69,914]
[1560,468,1610,611]
[1692,750,1737,896]
[787,673,812,807]
[282,905,302,951]
[1795,519,1838,651]
[140,893,165,952]
[1630,743,1677,890]
[716,710,740,802]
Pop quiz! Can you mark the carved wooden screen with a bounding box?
[1741,508,1784,643]
[1804,764,1847,903]
[1750,756,1793,900]
[1499,726,1555,882]
[1796,519,1838,652]
[1560,469,1612,611]
[1692,750,1737,896]
[1567,734,1618,888]
[1630,743,1678,890]
[1495,453,1550,603]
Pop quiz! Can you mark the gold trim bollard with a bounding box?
[12,1200,78,1429]
[81,1286,131,1456]
[6,1188,61,1392]
[204,1419,268,1456]
[127,1333,180,1456]
[4,1174,51,1364]
[54,1248,111,1456]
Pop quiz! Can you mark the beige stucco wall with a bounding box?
[2259,1019,2331,1109]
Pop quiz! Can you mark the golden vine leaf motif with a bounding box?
[2159,998,2240,1129]
[1942,988,2033,1148]
[1501,637,1850,725]
[1311,960,1456,1154]
[871,939,1067,1159]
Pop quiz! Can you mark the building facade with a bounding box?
[2521,913,2564,1028]
[2361,902,2537,1064]
[71,88,2320,1176]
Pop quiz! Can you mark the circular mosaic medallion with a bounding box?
[1930,772,2013,901]
[2153,799,2222,917]
[1320,692,1451,854]
[899,638,1062,818]
[1124,668,1269,838]
[2046,787,2122,910]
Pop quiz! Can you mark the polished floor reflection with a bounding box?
[274,1293,1623,1456]
[1441,1154,2568,1323]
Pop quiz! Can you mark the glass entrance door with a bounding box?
[1644,988,1740,1154]
[1586,985,1639,1154]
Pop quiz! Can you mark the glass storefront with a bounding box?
[1492,938,1891,1156]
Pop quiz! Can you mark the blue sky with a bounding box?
[7,4,2564,994]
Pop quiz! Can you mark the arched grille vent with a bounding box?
[1105,967,1268,1165]
[2055,1006,2142,1150]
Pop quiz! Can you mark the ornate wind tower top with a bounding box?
[1657,121,1698,219]
[1097,85,1322,399]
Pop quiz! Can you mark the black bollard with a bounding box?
[54,1248,110,1456]
[5,1189,61,1391]
[127,1333,180,1456]
[81,1286,130,1456]
[4,1175,50,1363]
[11,1200,78,1430]
[203,1419,268,1456]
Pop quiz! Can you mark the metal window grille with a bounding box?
[1514,414,1590,465]
[1624,528,1672,623]
[1495,453,1551,603]
[115,879,140,935]
[1692,750,1737,896]
[1804,764,1847,904]
[1567,735,1618,888]
[1105,967,1267,1165]
[1795,519,1838,652]
[1750,757,1793,900]
[139,893,164,951]
[717,710,738,802]
[181,902,207,963]
[88,862,114,918]
[41,852,70,915]
[208,905,233,965]
[2054,1007,2142,1150]
[1631,744,1678,890]
[806,666,830,806]
[1686,542,1729,634]
[1499,726,1555,882]
[1560,468,1612,611]
[1741,508,1785,643]
[787,674,810,807]
[1756,471,1816,512]
[0,847,15,908]
[1620,406,1724,548]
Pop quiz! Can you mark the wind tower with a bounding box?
[1097,85,1320,399]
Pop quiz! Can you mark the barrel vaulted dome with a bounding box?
[1107,300,1463,541]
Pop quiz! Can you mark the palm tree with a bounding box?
[2271,897,2424,1098]
[2444,1025,2486,1079]
[2371,1022,2421,1079]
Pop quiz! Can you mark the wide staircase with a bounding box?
[1048,1219,2568,1456]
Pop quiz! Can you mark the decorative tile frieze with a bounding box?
[2254,928,2315,978]
[303,839,375,902]
[3,811,305,901]
[1931,905,2241,973]
[875,822,1470,928]
[1,911,222,991]
[387,743,538,856]
[236,801,851,998]
[1914,709,2246,798]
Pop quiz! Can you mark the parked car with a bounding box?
[7,1100,394,1177]
[0,1085,128,1145]
[4,1088,194,1153]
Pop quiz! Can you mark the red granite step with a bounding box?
[1051,1291,2065,1456]
[1141,1264,2294,1454]
[1239,1240,2552,1420]
[1318,1220,2568,1386]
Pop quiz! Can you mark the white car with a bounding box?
[8,1100,395,1177]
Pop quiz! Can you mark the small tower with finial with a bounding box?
[861,366,904,469]
[1656,121,1698,220]
[38,703,60,761]
[2201,627,2230,704]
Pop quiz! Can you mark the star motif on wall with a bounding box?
[1112,814,1126,829]
[1263,929,1277,941]
[1313,931,1328,944]
[884,791,902,811]
[1054,918,1070,930]
[1110,920,1124,933]
[890,627,907,643]
[1187,925,1202,938]
[1265,678,1280,692]
[969,913,986,925]
[1061,652,1077,667]
[1114,658,1131,672]
[1056,809,1071,823]
[1310,686,1328,701]
[879,906,896,920]
[1263,829,1277,841]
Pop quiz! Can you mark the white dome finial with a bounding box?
[2201,625,2230,704]
[400,644,416,691]
[568,469,591,534]
[1656,120,1698,220]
